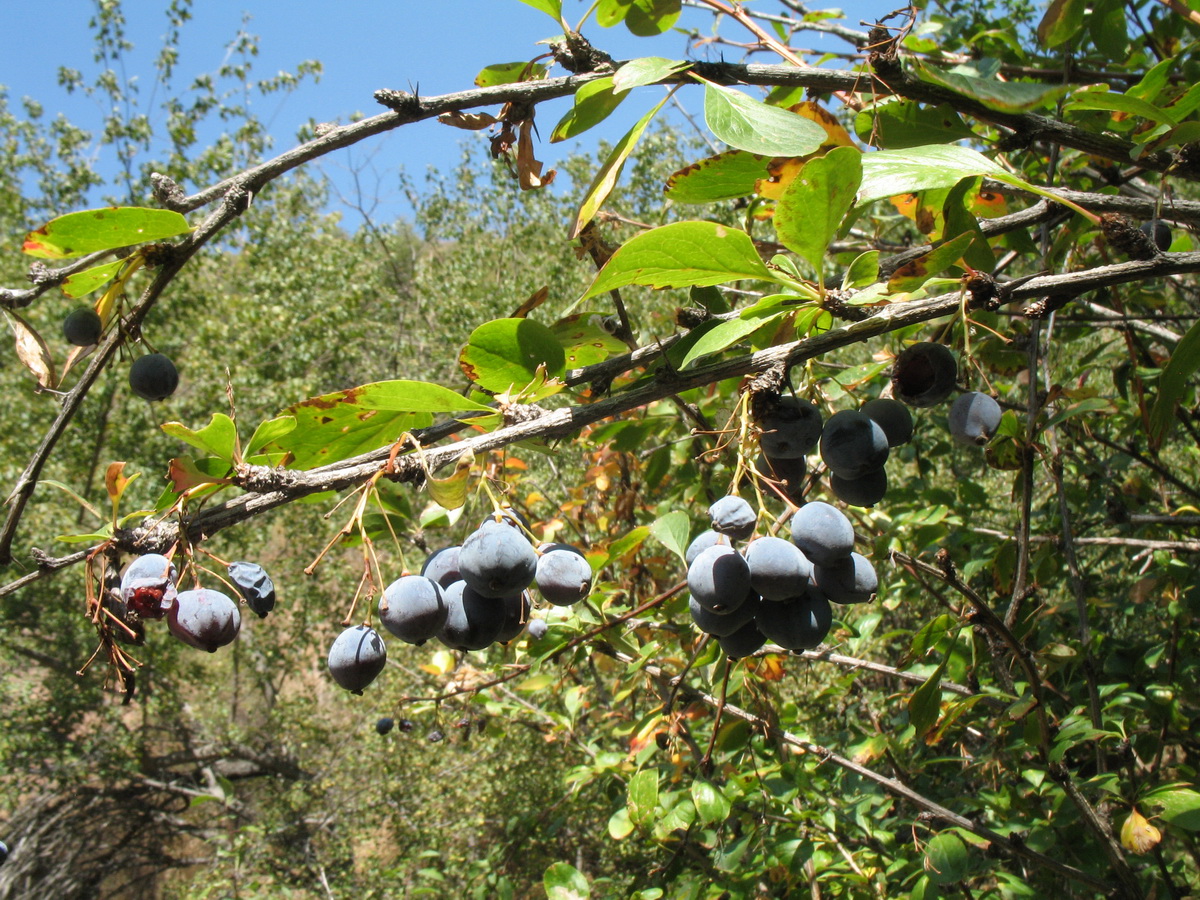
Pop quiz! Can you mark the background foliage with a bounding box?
[2,1,1200,898]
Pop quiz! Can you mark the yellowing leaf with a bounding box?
[1121,808,1162,855]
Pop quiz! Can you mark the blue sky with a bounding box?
[3,1,886,228]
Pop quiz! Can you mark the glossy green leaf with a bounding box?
[664,150,767,204]
[543,862,590,900]
[612,57,689,92]
[775,145,862,276]
[678,311,783,369]
[703,83,826,157]
[516,0,562,22]
[245,415,297,458]
[843,251,879,290]
[460,318,566,393]
[691,781,731,826]
[858,145,1008,207]
[161,413,238,463]
[908,614,957,661]
[625,0,680,36]
[628,769,659,825]
[23,207,190,259]
[61,259,126,298]
[924,832,969,885]
[1146,788,1200,830]
[581,221,774,301]
[649,510,690,562]
[552,77,627,143]
[913,60,1071,112]
[1149,316,1200,444]
[854,99,975,150]
[552,312,627,369]
[474,62,547,88]
[571,94,669,239]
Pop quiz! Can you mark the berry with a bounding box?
[397,718,415,733]
[168,588,241,652]
[789,501,855,567]
[948,392,1002,446]
[861,397,913,447]
[437,580,505,651]
[459,520,537,599]
[526,617,548,640]
[830,468,888,508]
[379,575,447,645]
[226,561,276,618]
[717,619,767,659]
[744,536,812,601]
[129,352,179,401]
[62,306,102,346]
[813,552,878,604]
[755,453,806,503]
[757,396,822,459]
[1140,219,1171,251]
[892,343,957,408]
[755,590,832,651]
[687,544,752,613]
[376,717,395,735]
[0,839,7,866]
[495,590,532,643]
[421,546,462,589]
[819,410,889,479]
[120,553,178,620]
[690,591,760,637]
[709,495,757,540]
[327,625,387,694]
[535,546,593,606]
[685,530,730,566]
[428,729,445,743]
[479,506,531,532]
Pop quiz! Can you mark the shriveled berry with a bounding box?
[120,554,178,620]
[226,561,276,618]
[709,495,757,540]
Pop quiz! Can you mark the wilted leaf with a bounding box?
[167,456,234,494]
[438,111,500,131]
[425,450,474,510]
[888,233,975,292]
[5,310,55,389]
[1120,808,1162,854]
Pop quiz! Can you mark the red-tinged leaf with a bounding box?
[888,233,975,292]
[166,456,234,494]
[1121,808,1162,854]
[23,207,189,259]
[5,310,56,389]
[104,462,139,507]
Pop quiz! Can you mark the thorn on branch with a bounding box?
[1024,294,1077,319]
[373,89,423,115]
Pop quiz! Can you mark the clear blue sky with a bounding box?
[3,1,886,228]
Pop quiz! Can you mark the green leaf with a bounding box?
[596,0,635,27]
[858,145,1008,207]
[426,451,474,510]
[909,660,947,739]
[271,380,482,469]
[516,0,563,22]
[551,313,628,368]
[924,832,969,885]
[664,150,768,204]
[649,510,690,562]
[552,77,627,143]
[1044,397,1117,430]
[843,251,879,290]
[1146,788,1200,830]
[1037,0,1086,47]
[887,233,975,292]
[571,94,669,239]
[474,62,548,88]
[854,99,975,150]
[908,614,958,661]
[581,221,774,301]
[678,312,782,369]
[161,414,239,463]
[628,769,659,825]
[544,863,589,900]
[23,207,190,259]
[612,57,689,92]
[625,0,680,36]
[691,780,731,826]
[39,479,102,521]
[1066,87,1176,126]
[1149,316,1200,444]
[61,259,126,298]
[245,415,297,458]
[913,60,1071,112]
[460,318,567,393]
[703,83,826,157]
[774,146,862,276]
[607,806,635,839]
